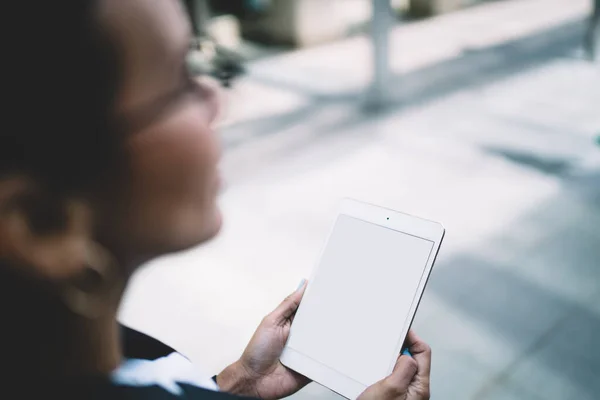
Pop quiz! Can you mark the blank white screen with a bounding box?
[287,215,434,386]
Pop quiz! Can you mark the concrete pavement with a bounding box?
[120,0,600,398]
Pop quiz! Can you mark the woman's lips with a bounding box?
[215,170,225,194]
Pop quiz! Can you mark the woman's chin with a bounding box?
[168,205,223,254]
[197,203,223,243]
[206,205,223,239]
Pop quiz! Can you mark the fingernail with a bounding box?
[402,348,412,357]
[296,279,307,291]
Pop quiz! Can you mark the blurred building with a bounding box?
[189,0,509,49]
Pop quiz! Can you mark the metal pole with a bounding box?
[585,0,600,62]
[365,0,393,110]
[187,0,211,37]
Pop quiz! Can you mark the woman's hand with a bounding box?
[217,281,310,399]
[358,330,431,400]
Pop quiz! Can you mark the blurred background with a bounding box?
[120,0,600,399]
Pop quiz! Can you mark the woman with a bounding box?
[0,1,431,399]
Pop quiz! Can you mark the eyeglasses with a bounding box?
[116,72,205,134]
[116,38,242,134]
[188,37,245,88]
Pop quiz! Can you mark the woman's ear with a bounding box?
[0,175,92,280]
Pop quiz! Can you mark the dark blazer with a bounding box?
[23,326,256,400]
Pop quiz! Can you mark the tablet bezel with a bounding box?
[280,198,445,399]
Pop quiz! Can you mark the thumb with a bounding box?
[387,354,418,391]
[269,279,307,326]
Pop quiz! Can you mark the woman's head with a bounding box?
[1,0,222,284]
[0,2,223,368]
[95,0,223,260]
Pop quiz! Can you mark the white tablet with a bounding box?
[280,199,444,399]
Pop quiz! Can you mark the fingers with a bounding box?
[268,280,307,326]
[405,330,432,378]
[359,355,418,399]
[359,332,430,399]
[387,354,418,390]
[381,332,430,398]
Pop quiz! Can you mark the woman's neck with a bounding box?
[62,269,130,377]
[61,313,123,377]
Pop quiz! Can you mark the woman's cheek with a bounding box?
[132,103,219,193]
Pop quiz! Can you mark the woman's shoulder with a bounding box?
[25,379,255,400]
[121,324,179,361]
[70,380,255,400]
[23,326,257,399]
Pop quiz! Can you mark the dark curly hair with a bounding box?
[1,1,122,195]
[0,1,124,376]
